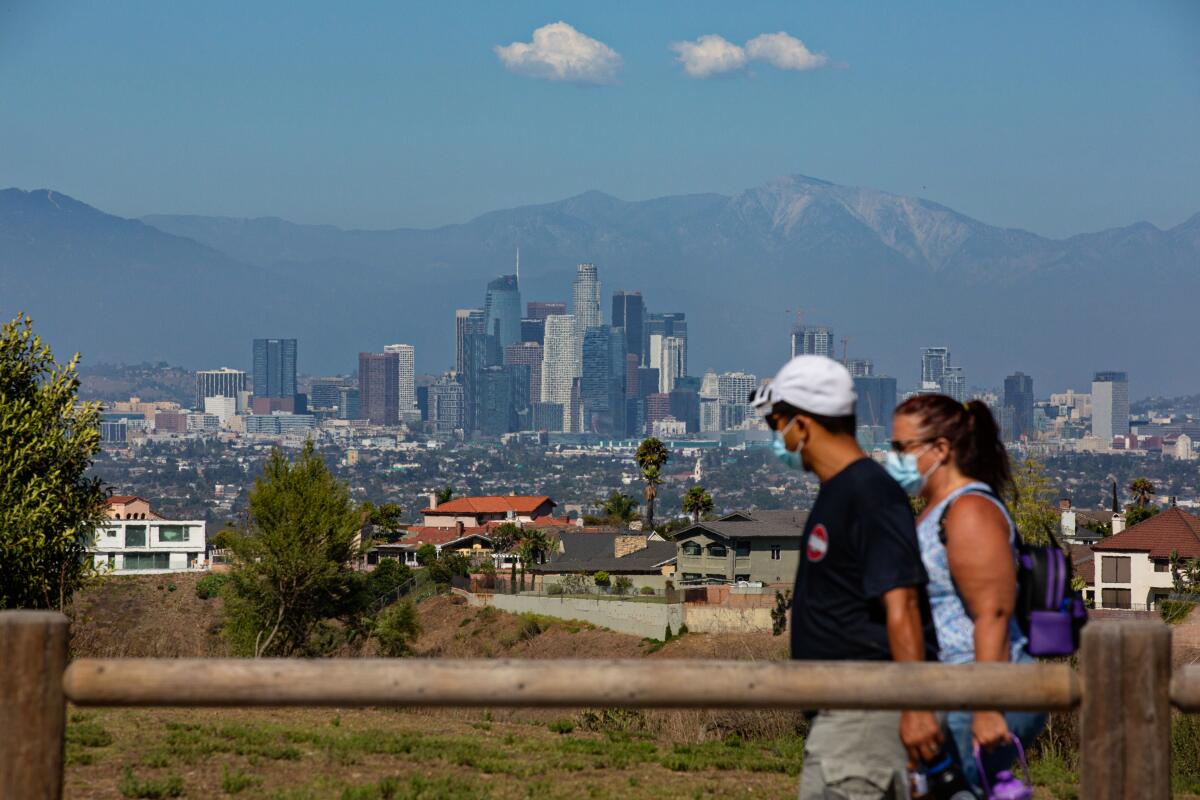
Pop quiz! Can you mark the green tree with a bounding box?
[1008,457,1059,545]
[435,485,454,504]
[223,443,364,657]
[597,491,639,526]
[415,543,437,566]
[374,601,421,657]
[364,502,405,536]
[1129,478,1155,508]
[521,529,552,565]
[593,570,611,589]
[635,438,670,531]
[490,521,523,553]
[682,486,714,521]
[0,314,106,609]
[1125,504,1160,528]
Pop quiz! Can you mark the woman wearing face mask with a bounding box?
[887,394,1046,794]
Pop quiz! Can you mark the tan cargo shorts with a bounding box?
[797,710,909,800]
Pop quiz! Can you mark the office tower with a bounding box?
[1003,372,1035,442]
[540,315,579,432]
[611,291,645,367]
[718,371,758,430]
[846,359,874,378]
[462,332,501,434]
[569,377,584,434]
[506,363,532,431]
[942,367,967,403]
[645,394,672,430]
[196,368,247,410]
[476,366,516,436]
[921,347,951,388]
[580,326,627,435]
[527,301,567,320]
[455,309,485,374]
[530,402,564,432]
[503,342,543,407]
[646,312,687,373]
[636,367,660,401]
[520,318,545,345]
[854,376,899,437]
[483,274,522,348]
[309,379,346,411]
[791,325,835,360]
[572,264,601,331]
[358,352,400,425]
[428,374,465,433]
[658,336,684,394]
[415,385,429,420]
[383,344,417,416]
[625,354,640,399]
[1092,371,1130,445]
[669,388,700,433]
[336,387,359,421]
[252,338,297,398]
[700,398,720,432]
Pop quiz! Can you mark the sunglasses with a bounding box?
[890,438,931,453]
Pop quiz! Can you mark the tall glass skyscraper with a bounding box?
[455,309,485,375]
[1092,371,1130,445]
[580,326,627,435]
[611,291,645,366]
[572,264,601,331]
[252,338,297,398]
[483,274,521,348]
[384,344,417,414]
[541,314,579,432]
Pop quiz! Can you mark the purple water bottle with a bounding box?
[975,737,1033,800]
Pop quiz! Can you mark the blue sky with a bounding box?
[3,0,1198,236]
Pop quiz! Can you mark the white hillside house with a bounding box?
[91,496,207,574]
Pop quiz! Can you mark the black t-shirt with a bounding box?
[790,457,938,662]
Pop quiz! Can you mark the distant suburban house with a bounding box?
[90,496,207,573]
[669,509,808,586]
[531,532,677,593]
[1091,506,1200,610]
[378,524,497,567]
[419,494,563,528]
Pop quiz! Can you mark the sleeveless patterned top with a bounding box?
[916,482,1029,665]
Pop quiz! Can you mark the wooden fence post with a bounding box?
[0,611,69,800]
[1080,620,1171,800]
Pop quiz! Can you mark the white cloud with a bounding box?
[494,22,622,84]
[745,32,830,71]
[670,34,747,78]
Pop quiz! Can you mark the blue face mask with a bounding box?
[771,419,804,470]
[885,446,938,495]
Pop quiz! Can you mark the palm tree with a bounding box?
[1129,478,1155,508]
[636,438,670,531]
[598,491,639,526]
[521,529,553,565]
[682,486,714,522]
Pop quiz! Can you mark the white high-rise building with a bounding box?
[383,344,417,417]
[658,336,684,394]
[540,315,579,432]
[718,371,758,430]
[942,366,967,402]
[572,263,601,332]
[791,326,835,359]
[196,368,247,411]
[921,347,951,387]
[1092,371,1129,446]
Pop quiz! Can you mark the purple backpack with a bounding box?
[940,488,1088,657]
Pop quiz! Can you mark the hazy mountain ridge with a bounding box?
[4,177,1199,393]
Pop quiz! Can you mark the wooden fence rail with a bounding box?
[2,611,1198,800]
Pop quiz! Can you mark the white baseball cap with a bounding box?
[753,355,856,417]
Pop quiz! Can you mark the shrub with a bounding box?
[664,624,673,640]
[374,601,421,657]
[517,615,543,641]
[548,719,575,734]
[546,583,565,595]
[221,766,258,794]
[640,586,656,595]
[1160,600,1197,625]
[166,583,177,593]
[614,576,633,595]
[195,573,228,600]
[118,767,184,799]
[678,624,688,635]
[593,570,611,588]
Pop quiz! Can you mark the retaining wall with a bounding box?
[683,605,774,634]
[484,593,683,639]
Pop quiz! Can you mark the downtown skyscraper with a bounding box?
[383,344,417,417]
[483,274,521,348]
[1092,371,1130,445]
[358,351,399,425]
[611,291,645,367]
[541,314,579,432]
[252,338,297,398]
[572,264,601,331]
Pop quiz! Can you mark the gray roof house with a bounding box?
[532,532,677,576]
[669,510,809,585]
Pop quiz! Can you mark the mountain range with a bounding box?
[3,175,1198,394]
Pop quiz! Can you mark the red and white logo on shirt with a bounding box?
[807,524,829,562]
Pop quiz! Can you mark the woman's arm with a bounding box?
[944,494,1017,748]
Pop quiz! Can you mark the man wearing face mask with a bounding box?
[751,356,942,800]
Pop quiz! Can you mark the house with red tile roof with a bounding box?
[419,494,559,528]
[1091,506,1200,610]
